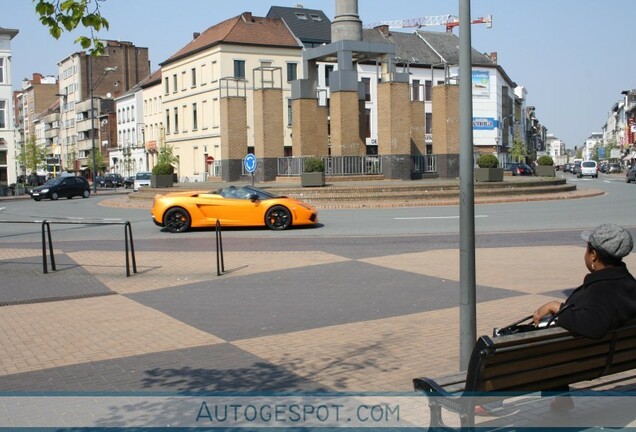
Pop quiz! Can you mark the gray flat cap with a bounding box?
[582,223,634,259]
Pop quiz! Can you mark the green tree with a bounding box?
[65,144,78,172]
[509,137,527,163]
[93,149,107,173]
[34,0,109,55]
[156,142,178,167]
[17,135,46,174]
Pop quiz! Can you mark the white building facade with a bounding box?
[111,87,146,176]
[0,26,18,190]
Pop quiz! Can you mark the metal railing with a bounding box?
[277,156,385,176]
[0,219,137,277]
[412,155,437,173]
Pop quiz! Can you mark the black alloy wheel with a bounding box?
[164,207,192,233]
[265,205,292,230]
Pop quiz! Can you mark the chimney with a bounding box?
[331,0,362,42]
[488,51,498,64]
[193,32,200,40]
[242,12,253,22]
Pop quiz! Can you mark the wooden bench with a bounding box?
[413,323,636,428]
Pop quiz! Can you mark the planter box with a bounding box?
[535,165,556,177]
[301,172,325,187]
[474,167,503,182]
[151,174,174,188]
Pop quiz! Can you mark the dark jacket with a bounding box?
[557,263,636,339]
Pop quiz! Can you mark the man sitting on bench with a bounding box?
[532,223,636,411]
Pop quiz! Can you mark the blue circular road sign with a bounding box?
[244,154,257,173]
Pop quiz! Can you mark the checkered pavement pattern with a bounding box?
[1,243,636,428]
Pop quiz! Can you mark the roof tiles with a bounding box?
[161,13,301,66]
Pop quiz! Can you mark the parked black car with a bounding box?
[504,162,534,176]
[30,176,91,201]
[123,176,135,188]
[104,173,124,188]
[608,163,622,174]
[626,165,636,183]
[94,175,106,188]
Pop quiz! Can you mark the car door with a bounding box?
[56,177,73,198]
[199,188,262,226]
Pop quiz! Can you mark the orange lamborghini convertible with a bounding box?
[151,185,318,233]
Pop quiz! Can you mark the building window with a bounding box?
[425,112,432,134]
[325,65,334,87]
[412,79,420,101]
[362,77,371,101]
[0,58,4,83]
[181,71,186,90]
[295,12,308,20]
[174,107,179,133]
[287,99,292,127]
[182,105,187,132]
[211,61,217,82]
[201,100,207,129]
[212,98,219,128]
[286,63,297,82]
[165,109,170,134]
[0,100,6,129]
[425,80,432,101]
[192,103,198,130]
[191,68,197,87]
[365,108,371,138]
[200,64,207,85]
[234,60,245,79]
[172,74,177,93]
[164,77,169,94]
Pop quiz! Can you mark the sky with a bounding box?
[3,0,636,149]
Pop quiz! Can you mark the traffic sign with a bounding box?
[206,155,214,164]
[244,154,257,173]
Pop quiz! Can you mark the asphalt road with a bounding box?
[0,173,633,245]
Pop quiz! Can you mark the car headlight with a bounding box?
[41,188,49,193]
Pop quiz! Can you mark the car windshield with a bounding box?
[582,161,596,167]
[216,185,279,200]
[136,172,151,180]
[44,178,62,186]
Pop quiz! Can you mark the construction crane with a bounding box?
[366,14,492,33]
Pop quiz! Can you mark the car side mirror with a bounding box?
[249,193,259,202]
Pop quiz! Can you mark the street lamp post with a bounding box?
[89,56,116,193]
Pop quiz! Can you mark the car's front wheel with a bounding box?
[51,192,59,200]
[164,207,191,233]
[265,205,291,230]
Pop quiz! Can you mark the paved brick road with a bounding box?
[2,232,636,428]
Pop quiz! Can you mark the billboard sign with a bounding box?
[472,117,497,130]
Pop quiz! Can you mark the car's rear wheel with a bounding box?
[82,190,90,198]
[51,192,59,200]
[164,207,191,233]
[265,205,291,230]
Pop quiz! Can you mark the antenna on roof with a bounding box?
[294,3,304,8]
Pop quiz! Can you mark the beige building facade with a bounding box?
[158,13,302,182]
